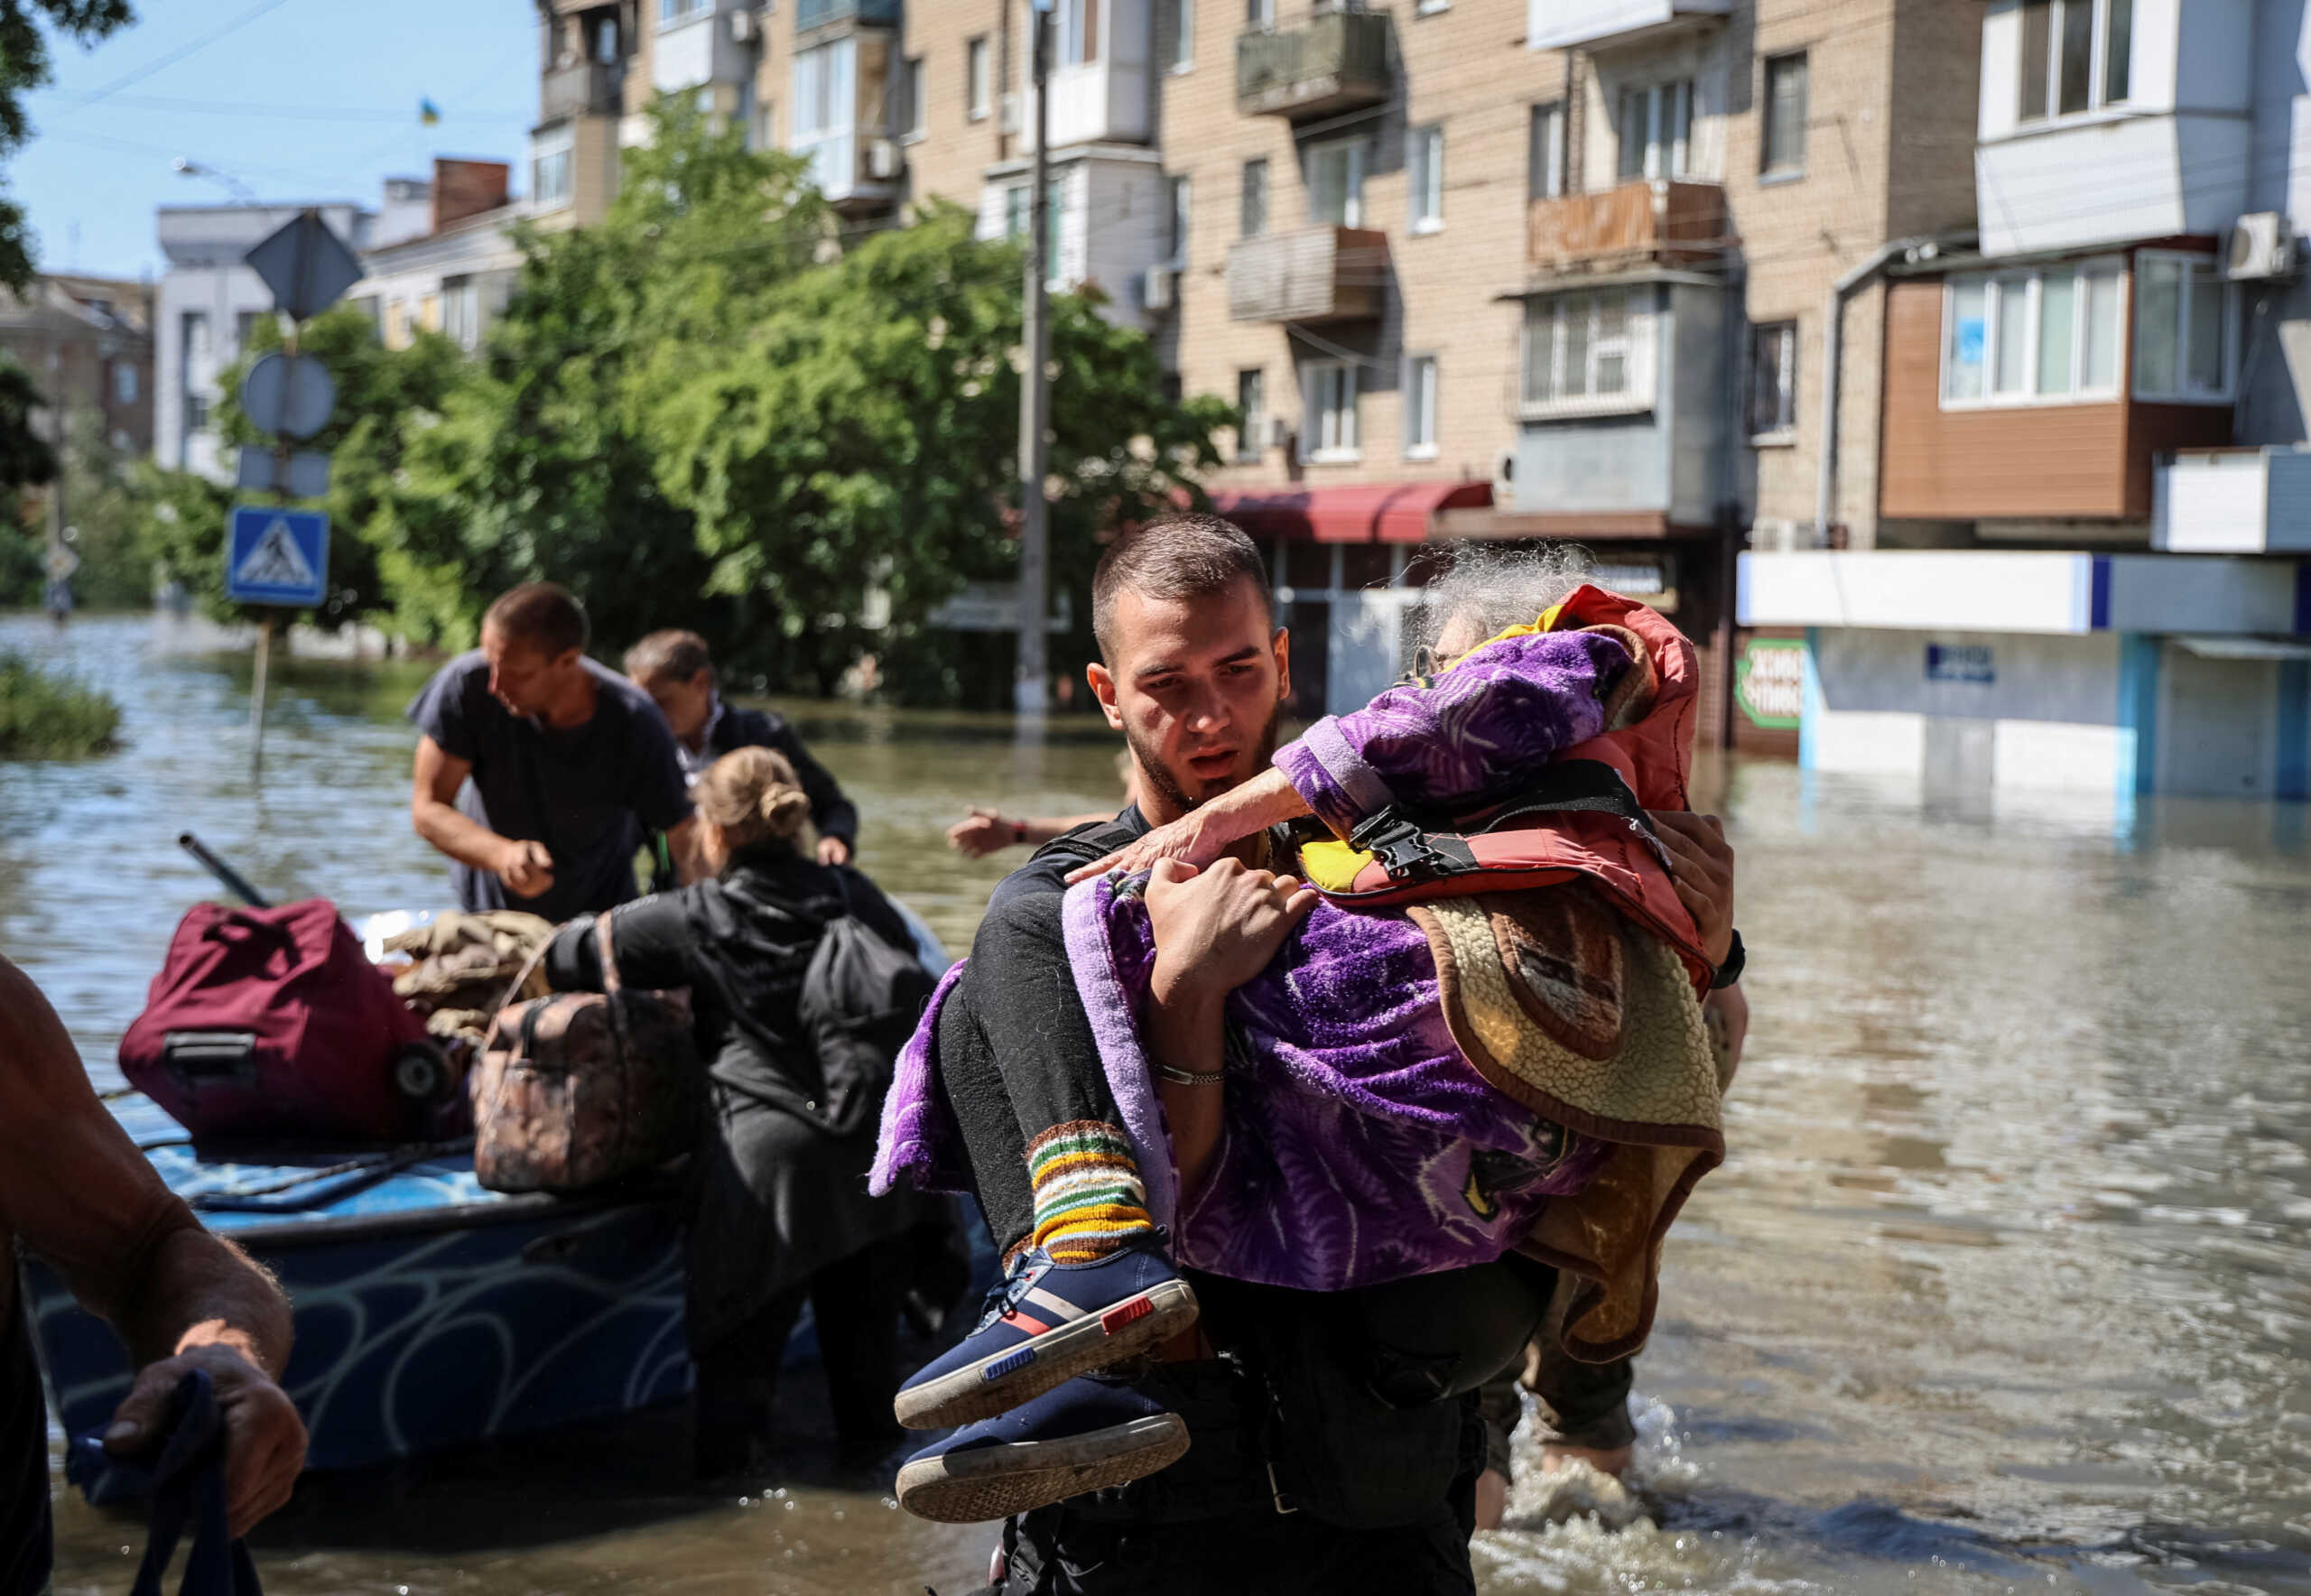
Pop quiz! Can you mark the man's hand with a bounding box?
[105,1341,306,1537]
[1145,857,1318,1004]
[946,808,1012,858]
[817,834,852,868]
[496,838,555,899]
[1648,810,1734,968]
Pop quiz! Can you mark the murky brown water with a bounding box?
[9,614,2310,1595]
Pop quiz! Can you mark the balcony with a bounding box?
[1228,225,1388,324]
[539,60,621,123]
[797,0,898,32]
[1235,11,1392,121]
[1526,0,1730,51]
[2154,449,2311,554]
[1527,179,1724,274]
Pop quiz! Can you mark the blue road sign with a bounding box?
[226,506,329,608]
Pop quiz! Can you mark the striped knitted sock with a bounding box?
[1025,1119,1154,1264]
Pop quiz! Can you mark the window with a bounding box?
[181,310,209,360]
[442,276,482,351]
[1060,0,1098,66]
[2134,252,2235,403]
[1237,368,1266,460]
[1940,259,2125,405]
[1247,0,1275,28]
[1168,176,1191,265]
[750,96,777,153]
[1304,360,1359,459]
[1749,320,1796,437]
[2018,0,2130,123]
[1617,79,1693,181]
[1528,102,1564,200]
[1307,137,1367,226]
[234,310,264,352]
[112,361,137,404]
[1004,179,1066,277]
[1239,158,1269,237]
[1762,52,1806,177]
[1404,354,1439,458]
[1408,125,1444,233]
[967,36,992,120]
[533,136,574,206]
[186,393,210,431]
[896,56,925,139]
[658,0,709,21]
[1522,289,1648,411]
[1167,0,1194,70]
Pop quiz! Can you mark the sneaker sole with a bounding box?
[895,1278,1200,1431]
[895,1413,1192,1524]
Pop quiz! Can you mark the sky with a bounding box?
[12,0,544,282]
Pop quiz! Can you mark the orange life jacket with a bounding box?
[1298,585,1713,991]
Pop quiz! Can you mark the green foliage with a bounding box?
[116,459,231,615]
[0,1,134,292]
[0,649,119,756]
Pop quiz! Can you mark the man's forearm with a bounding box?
[413,797,507,874]
[1145,986,1228,1203]
[119,1228,292,1379]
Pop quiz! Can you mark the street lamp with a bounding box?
[172,157,261,205]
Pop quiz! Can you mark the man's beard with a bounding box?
[1125,705,1281,818]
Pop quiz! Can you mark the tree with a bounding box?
[637,204,1233,697]
[0,354,57,603]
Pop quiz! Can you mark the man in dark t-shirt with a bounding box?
[407,583,694,925]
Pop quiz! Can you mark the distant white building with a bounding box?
[155,201,370,478]
[346,159,524,354]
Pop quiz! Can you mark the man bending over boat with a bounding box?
[0,955,305,1596]
[409,583,698,923]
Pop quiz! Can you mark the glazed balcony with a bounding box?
[1526,0,1730,51]
[1227,225,1388,324]
[1527,178,1725,273]
[797,0,898,31]
[1235,11,1392,121]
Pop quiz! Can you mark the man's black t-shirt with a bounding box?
[407,653,692,925]
[0,1295,50,1596]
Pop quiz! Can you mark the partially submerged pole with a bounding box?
[1015,0,1054,721]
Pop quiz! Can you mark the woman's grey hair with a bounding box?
[1409,543,1595,657]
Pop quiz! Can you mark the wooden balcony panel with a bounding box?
[1527,180,1726,271]
[1227,226,1389,324]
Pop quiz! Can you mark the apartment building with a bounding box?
[0,274,154,464]
[348,160,524,354]
[1742,0,2311,812]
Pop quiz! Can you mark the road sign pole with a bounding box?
[249,613,273,779]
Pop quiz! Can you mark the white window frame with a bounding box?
[1304,359,1360,462]
[1059,0,1097,67]
[1408,124,1444,235]
[897,55,926,141]
[1305,136,1367,227]
[531,131,575,209]
[1938,256,2128,410]
[1749,320,1797,441]
[1403,353,1439,459]
[967,36,992,120]
[658,0,710,22]
[1520,288,1654,418]
[2132,249,2238,405]
[1246,0,1275,29]
[1616,78,1694,182]
[1168,0,1194,71]
[1167,175,1191,268]
[2015,0,2132,127]
[1528,100,1564,200]
[1236,367,1266,461]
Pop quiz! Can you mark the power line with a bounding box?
[60,0,302,116]
[32,90,532,125]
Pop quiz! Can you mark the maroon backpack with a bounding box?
[120,898,442,1145]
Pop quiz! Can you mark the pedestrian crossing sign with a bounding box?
[226,506,329,608]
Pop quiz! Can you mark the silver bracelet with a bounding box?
[1156,1062,1226,1087]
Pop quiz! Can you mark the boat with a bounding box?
[23,1093,693,1479]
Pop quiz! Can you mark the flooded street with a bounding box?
[9,613,2311,1595]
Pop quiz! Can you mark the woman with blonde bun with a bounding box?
[540,745,932,1479]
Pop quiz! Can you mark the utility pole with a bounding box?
[1015,0,1054,719]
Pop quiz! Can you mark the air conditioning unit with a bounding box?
[2227,212,2296,280]
[729,6,757,43]
[1142,265,1176,312]
[1490,447,1517,511]
[868,138,903,180]
[1265,415,1291,450]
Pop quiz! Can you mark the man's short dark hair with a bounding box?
[1091,515,1274,663]
[623,628,713,684]
[483,582,589,658]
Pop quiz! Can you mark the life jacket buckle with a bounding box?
[1348,810,1452,884]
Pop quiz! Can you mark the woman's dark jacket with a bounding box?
[544,847,920,1350]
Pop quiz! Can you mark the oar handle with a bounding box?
[177,832,273,910]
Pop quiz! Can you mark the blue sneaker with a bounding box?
[893,1239,1198,1431]
[895,1374,1191,1524]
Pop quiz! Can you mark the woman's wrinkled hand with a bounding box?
[1647,810,1734,968]
[1065,810,1222,885]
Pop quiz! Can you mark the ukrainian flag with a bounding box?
[419,98,441,125]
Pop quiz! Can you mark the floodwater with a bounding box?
[7,612,2309,1596]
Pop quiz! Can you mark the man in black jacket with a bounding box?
[625,629,861,865]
